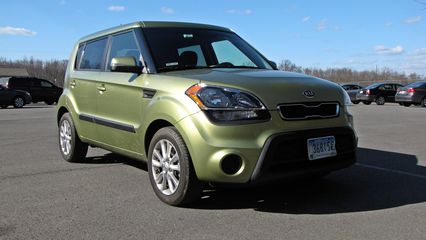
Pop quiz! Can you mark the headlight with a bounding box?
[343,90,353,106]
[185,84,270,123]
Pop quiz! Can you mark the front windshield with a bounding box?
[142,27,273,72]
[406,81,426,88]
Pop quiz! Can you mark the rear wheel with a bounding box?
[13,97,25,108]
[148,127,202,206]
[363,101,371,105]
[45,100,55,105]
[421,98,426,108]
[351,100,360,104]
[58,113,88,162]
[403,103,411,107]
[375,96,385,105]
[1,105,7,109]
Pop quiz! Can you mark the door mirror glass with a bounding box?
[110,56,143,74]
[268,60,278,70]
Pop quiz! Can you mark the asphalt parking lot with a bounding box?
[0,104,425,240]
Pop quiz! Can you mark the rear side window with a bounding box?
[75,44,84,69]
[0,77,9,86]
[107,31,142,69]
[10,78,33,87]
[80,37,108,70]
[41,80,53,88]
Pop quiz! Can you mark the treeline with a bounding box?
[278,59,424,86]
[0,57,68,87]
[0,57,424,87]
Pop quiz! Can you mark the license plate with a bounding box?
[307,136,337,160]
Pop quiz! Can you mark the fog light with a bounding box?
[220,154,242,175]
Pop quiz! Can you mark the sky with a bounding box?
[0,0,425,75]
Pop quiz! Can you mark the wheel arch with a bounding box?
[144,119,174,156]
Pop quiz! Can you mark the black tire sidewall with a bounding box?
[147,127,197,206]
[59,113,82,162]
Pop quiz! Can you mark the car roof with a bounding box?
[78,21,232,43]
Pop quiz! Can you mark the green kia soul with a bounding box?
[57,21,357,205]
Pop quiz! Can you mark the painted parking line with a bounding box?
[356,163,426,180]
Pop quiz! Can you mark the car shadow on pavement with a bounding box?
[188,147,426,214]
[84,153,147,171]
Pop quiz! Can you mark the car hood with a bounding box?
[164,68,344,109]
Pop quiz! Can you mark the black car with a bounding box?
[395,81,426,107]
[356,83,403,105]
[341,84,363,104]
[0,77,62,105]
[0,85,32,108]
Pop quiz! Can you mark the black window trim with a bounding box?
[104,29,146,73]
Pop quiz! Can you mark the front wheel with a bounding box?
[351,100,360,104]
[421,98,426,108]
[13,97,25,108]
[45,100,55,105]
[403,103,411,107]
[375,96,385,105]
[363,101,371,105]
[58,113,88,162]
[148,127,202,206]
[1,105,7,109]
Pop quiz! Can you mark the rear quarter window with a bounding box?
[80,37,108,70]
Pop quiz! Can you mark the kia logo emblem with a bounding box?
[303,90,315,98]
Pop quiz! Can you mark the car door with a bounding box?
[40,80,58,102]
[30,78,44,102]
[0,86,10,104]
[94,30,146,153]
[70,37,109,140]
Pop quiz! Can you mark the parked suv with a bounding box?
[0,77,62,105]
[341,84,363,104]
[356,82,403,105]
[57,21,357,205]
[395,81,426,107]
[0,84,32,108]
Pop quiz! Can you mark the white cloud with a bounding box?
[385,22,393,27]
[161,7,174,14]
[226,9,253,15]
[412,48,426,56]
[405,16,422,24]
[0,26,37,36]
[108,5,125,12]
[317,19,328,31]
[302,16,311,22]
[375,45,404,55]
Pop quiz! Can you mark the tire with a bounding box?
[403,103,411,107]
[421,98,426,108]
[13,97,25,108]
[363,101,371,105]
[375,96,385,105]
[148,127,202,206]
[351,100,360,104]
[45,100,55,105]
[58,112,88,162]
[1,105,7,109]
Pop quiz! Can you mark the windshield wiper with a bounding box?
[157,65,209,72]
[208,63,261,69]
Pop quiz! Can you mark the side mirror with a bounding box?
[110,56,143,74]
[268,60,278,70]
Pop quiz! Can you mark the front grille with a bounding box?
[251,127,356,182]
[277,102,339,120]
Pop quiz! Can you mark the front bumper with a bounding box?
[175,110,357,184]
